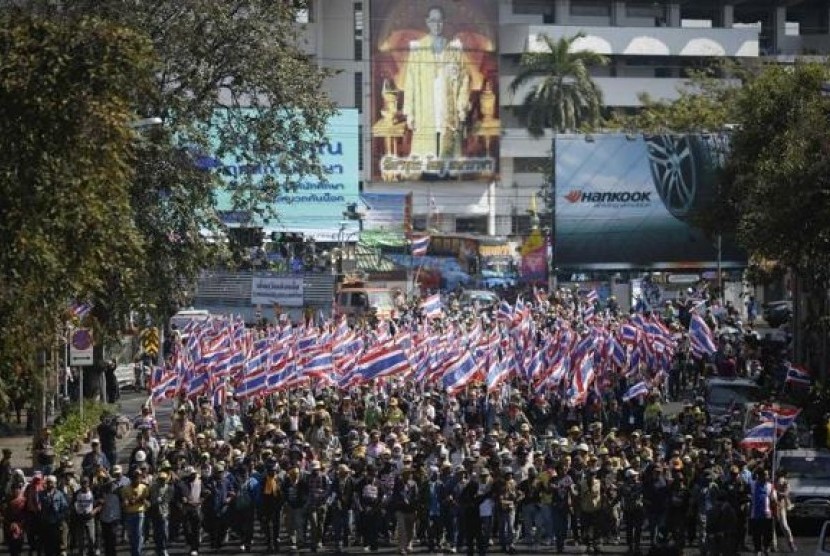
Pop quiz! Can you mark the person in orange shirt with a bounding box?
[261,460,284,551]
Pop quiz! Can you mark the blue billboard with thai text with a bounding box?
[207,109,359,241]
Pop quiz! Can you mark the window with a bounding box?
[626,2,658,19]
[354,72,363,113]
[354,2,363,61]
[295,0,314,23]
[358,124,363,171]
[513,157,549,173]
[455,216,487,234]
[570,1,610,17]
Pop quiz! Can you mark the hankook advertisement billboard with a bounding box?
[554,133,746,268]
[370,0,499,182]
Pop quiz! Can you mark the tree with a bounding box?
[0,12,155,410]
[2,1,337,405]
[508,33,607,137]
[18,0,336,331]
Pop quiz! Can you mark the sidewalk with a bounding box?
[0,421,88,475]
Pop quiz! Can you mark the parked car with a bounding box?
[459,290,500,312]
[817,520,830,555]
[704,376,763,417]
[776,449,830,524]
[763,300,792,327]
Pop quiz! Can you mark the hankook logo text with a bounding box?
[565,190,652,204]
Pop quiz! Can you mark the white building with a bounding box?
[299,0,830,239]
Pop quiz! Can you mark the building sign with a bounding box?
[70,328,94,366]
[370,0,499,182]
[202,109,359,240]
[361,192,412,232]
[250,275,304,307]
[520,228,547,285]
[554,133,746,268]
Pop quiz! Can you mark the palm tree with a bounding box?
[508,33,608,137]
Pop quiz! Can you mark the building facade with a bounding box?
[298,0,830,240]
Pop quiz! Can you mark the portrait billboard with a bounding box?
[204,109,359,241]
[554,133,746,268]
[370,0,499,182]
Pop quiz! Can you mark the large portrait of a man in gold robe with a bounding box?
[371,0,499,182]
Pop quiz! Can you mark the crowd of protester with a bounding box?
[1,286,826,556]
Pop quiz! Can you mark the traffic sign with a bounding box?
[141,327,160,358]
[69,328,94,366]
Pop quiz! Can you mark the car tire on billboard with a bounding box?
[644,134,718,221]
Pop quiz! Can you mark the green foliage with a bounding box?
[1,0,336,389]
[0,12,154,394]
[724,62,830,286]
[508,33,607,136]
[52,401,114,457]
[609,62,750,133]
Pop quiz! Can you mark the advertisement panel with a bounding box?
[370,0,499,182]
[554,133,746,268]
[206,109,359,241]
[250,275,304,307]
[361,192,412,232]
[519,228,547,285]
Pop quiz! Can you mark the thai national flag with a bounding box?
[304,352,334,378]
[571,353,595,401]
[211,381,226,408]
[411,235,430,257]
[622,381,649,402]
[237,373,267,399]
[70,301,93,319]
[620,324,639,345]
[358,345,410,381]
[485,358,510,393]
[609,337,627,368]
[785,363,812,386]
[689,314,717,357]
[582,289,599,305]
[420,294,443,319]
[441,351,479,395]
[151,372,178,403]
[739,422,778,450]
[496,300,513,323]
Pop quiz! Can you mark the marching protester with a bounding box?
[21,283,823,556]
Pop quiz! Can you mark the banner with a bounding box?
[554,133,746,268]
[520,228,547,285]
[361,192,412,232]
[250,275,304,307]
[370,0,499,182]
[200,109,360,240]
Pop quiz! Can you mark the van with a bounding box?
[818,521,830,555]
[169,309,212,331]
[334,287,396,323]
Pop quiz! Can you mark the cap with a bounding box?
[111,465,123,475]
[310,460,321,470]
[134,450,146,463]
[91,438,100,444]
[183,466,197,477]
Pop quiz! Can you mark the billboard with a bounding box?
[370,0,499,182]
[555,133,746,268]
[208,109,360,241]
[250,275,304,307]
[360,192,412,232]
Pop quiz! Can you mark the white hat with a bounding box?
[134,450,146,463]
[576,443,590,453]
[310,460,321,470]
